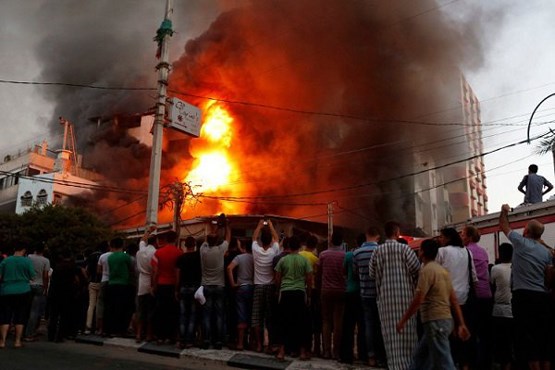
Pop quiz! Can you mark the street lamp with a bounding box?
[527,92,555,178]
[527,92,555,143]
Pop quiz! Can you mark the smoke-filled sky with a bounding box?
[1,0,555,229]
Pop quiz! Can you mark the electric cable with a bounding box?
[2,78,553,128]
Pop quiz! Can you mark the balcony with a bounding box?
[449,192,470,207]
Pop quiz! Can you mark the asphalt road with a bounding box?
[0,337,233,370]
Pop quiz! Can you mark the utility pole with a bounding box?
[146,0,173,226]
[327,202,334,247]
[172,182,183,241]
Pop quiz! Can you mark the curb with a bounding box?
[74,335,379,370]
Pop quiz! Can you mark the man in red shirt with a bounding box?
[318,231,346,360]
[151,230,182,343]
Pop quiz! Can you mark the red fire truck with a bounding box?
[458,200,555,263]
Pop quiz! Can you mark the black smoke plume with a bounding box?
[35,1,492,230]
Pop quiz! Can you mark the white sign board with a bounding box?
[169,97,201,137]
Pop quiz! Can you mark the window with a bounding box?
[36,189,48,206]
[27,168,40,176]
[20,191,33,207]
[53,193,62,205]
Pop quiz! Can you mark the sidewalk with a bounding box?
[75,334,383,370]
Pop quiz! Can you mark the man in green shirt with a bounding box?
[105,238,134,337]
[0,243,35,348]
[274,236,312,361]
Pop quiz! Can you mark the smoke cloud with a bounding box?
[31,1,228,225]
[168,0,488,230]
[34,0,491,230]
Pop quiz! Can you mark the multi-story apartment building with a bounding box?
[413,75,488,235]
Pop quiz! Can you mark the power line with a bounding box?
[99,193,149,217]
[204,132,550,202]
[1,117,549,204]
[0,78,542,128]
[168,88,522,128]
[107,147,542,226]
[390,0,461,26]
[0,169,146,196]
[200,195,328,207]
[207,117,552,192]
[109,209,146,227]
[0,79,156,92]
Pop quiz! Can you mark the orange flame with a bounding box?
[184,102,242,207]
[186,150,233,192]
[202,105,233,147]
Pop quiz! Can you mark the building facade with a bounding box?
[0,140,101,215]
[413,75,488,235]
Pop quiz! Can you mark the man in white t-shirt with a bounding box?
[251,219,280,352]
[490,242,513,369]
[135,225,157,342]
[96,244,113,335]
[199,217,230,349]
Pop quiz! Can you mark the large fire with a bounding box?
[184,101,243,213]
[186,151,232,192]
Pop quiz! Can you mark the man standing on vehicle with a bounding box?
[518,164,553,204]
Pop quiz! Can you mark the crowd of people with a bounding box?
[0,207,554,370]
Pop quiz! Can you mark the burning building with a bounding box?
[34,1,490,233]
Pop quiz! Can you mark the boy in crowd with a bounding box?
[397,239,470,369]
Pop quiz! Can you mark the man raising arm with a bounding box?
[499,204,552,370]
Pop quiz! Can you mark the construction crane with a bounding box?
[58,117,79,176]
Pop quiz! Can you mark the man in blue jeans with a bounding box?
[397,239,470,370]
[24,244,50,341]
[352,226,384,367]
[175,236,201,348]
[199,215,231,349]
[500,204,552,369]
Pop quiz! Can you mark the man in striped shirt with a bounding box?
[353,226,385,367]
[319,231,346,360]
